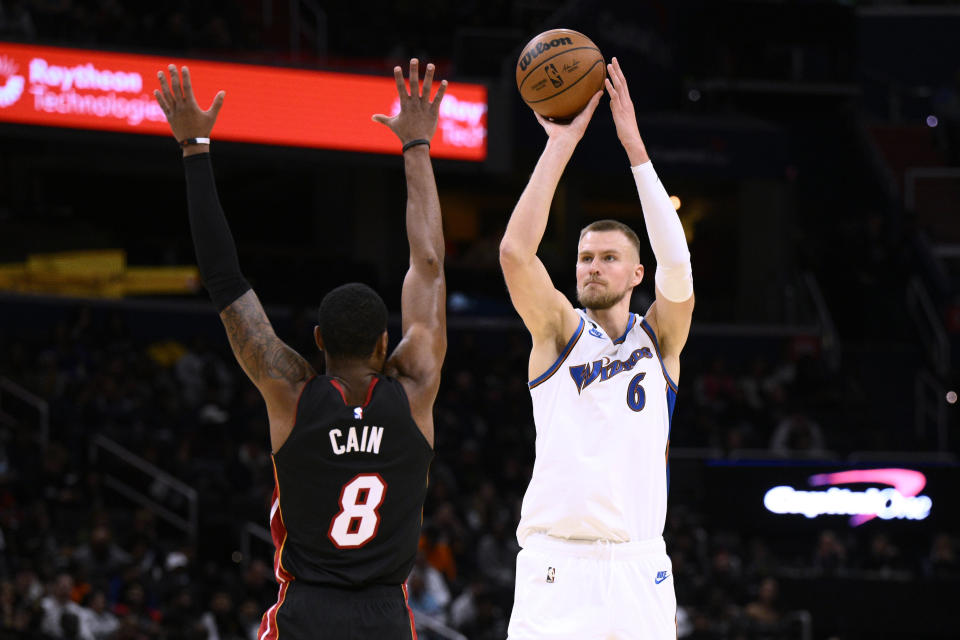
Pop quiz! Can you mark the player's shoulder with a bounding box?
[374,373,406,397]
[368,374,417,415]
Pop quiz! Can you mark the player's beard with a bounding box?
[577,282,628,310]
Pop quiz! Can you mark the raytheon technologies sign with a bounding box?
[0,42,487,160]
[763,468,932,527]
[0,55,24,107]
[27,57,163,125]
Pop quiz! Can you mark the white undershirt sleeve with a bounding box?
[631,161,693,302]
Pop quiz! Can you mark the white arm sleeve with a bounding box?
[631,161,693,302]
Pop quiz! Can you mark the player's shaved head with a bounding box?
[317,283,387,359]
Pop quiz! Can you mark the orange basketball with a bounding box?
[516,29,605,120]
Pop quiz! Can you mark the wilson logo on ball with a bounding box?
[516,29,605,120]
[518,37,573,71]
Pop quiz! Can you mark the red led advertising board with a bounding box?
[0,42,487,160]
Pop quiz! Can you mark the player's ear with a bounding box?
[634,263,644,287]
[376,331,389,359]
[314,326,324,351]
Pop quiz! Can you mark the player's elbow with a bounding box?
[654,265,694,303]
[499,239,529,269]
[417,253,443,278]
[413,253,443,277]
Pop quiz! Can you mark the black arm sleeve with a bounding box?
[183,153,252,312]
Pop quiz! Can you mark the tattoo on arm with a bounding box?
[220,292,314,386]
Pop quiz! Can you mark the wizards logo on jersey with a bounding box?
[568,347,654,393]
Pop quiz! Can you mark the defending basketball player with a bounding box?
[154,59,447,639]
[499,57,694,639]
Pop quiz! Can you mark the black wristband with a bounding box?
[180,137,211,148]
[401,138,430,152]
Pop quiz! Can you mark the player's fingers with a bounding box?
[409,58,420,97]
[181,66,194,99]
[588,89,604,109]
[153,89,170,113]
[612,56,624,77]
[611,57,629,95]
[157,70,175,106]
[393,66,407,99]
[153,89,170,114]
[431,80,448,112]
[372,113,391,125]
[607,62,623,93]
[208,90,225,118]
[422,63,434,100]
[578,90,603,120]
[168,64,182,101]
[604,77,618,100]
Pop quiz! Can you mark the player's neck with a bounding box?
[584,302,633,342]
[326,359,379,404]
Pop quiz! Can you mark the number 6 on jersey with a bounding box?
[328,473,387,548]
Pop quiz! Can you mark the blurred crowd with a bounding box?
[0,0,591,67]
[0,302,956,640]
[0,1,261,54]
[0,2,958,638]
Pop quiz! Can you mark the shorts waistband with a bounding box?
[522,533,666,559]
[290,581,404,600]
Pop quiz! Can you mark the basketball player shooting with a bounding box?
[154,59,447,640]
[499,57,694,639]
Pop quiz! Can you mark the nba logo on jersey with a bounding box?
[354,407,363,420]
[546,567,555,583]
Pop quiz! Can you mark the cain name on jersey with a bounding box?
[328,425,384,455]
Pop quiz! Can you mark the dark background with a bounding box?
[0,1,959,639]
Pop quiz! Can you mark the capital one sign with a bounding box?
[763,468,933,526]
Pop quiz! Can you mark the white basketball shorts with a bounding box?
[507,534,677,640]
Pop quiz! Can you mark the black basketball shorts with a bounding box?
[258,582,417,640]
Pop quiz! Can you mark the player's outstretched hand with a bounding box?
[373,58,447,146]
[533,89,603,144]
[154,65,225,142]
[605,57,648,164]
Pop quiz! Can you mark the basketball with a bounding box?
[515,29,605,120]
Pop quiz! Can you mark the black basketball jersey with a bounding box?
[266,374,433,588]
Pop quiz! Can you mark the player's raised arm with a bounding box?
[606,57,694,375]
[499,92,602,367]
[374,59,447,446]
[154,66,314,450]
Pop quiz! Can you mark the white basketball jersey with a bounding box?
[516,309,678,546]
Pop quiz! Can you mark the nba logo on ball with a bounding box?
[516,29,605,120]
[546,567,556,583]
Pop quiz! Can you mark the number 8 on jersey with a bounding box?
[327,473,387,548]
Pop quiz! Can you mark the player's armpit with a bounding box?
[385,324,443,447]
[220,290,315,443]
[385,253,446,447]
[645,291,695,363]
